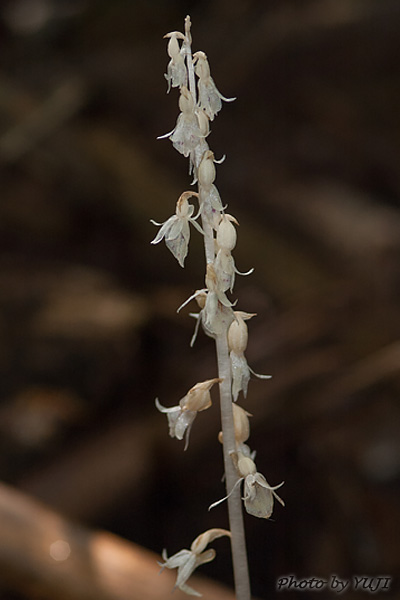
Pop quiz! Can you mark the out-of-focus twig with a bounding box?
[0,79,86,164]
[0,481,236,600]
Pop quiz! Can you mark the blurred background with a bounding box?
[0,0,399,598]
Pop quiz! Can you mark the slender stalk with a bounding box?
[184,16,215,266]
[184,16,197,105]
[157,16,253,599]
[216,327,251,600]
[184,15,252,595]
[199,181,251,598]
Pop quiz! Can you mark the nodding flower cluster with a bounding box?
[152,16,284,597]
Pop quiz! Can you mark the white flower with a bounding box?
[227,312,270,401]
[214,215,253,293]
[159,86,204,158]
[151,191,203,267]
[177,264,235,343]
[164,31,186,92]
[193,51,235,121]
[158,528,231,597]
[209,452,284,520]
[198,150,224,215]
[236,453,285,519]
[155,378,221,450]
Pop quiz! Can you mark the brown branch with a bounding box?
[0,79,86,164]
[0,482,235,600]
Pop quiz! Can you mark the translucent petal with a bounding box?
[175,552,198,590]
[243,474,285,518]
[244,477,274,519]
[165,58,186,92]
[166,410,182,438]
[159,548,191,570]
[198,79,222,121]
[166,218,185,241]
[170,113,202,157]
[215,249,235,293]
[174,410,196,441]
[230,351,250,401]
[166,231,189,267]
[179,582,202,597]
[155,398,180,414]
[150,215,177,244]
[198,77,236,121]
[208,184,223,212]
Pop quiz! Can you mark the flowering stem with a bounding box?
[199,189,217,265]
[215,328,251,600]
[184,12,251,593]
[184,16,197,106]
[158,16,253,599]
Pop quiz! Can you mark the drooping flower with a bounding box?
[164,31,186,92]
[227,311,271,401]
[198,150,224,215]
[159,86,203,158]
[155,378,221,450]
[177,264,235,342]
[236,453,285,519]
[209,451,284,520]
[151,191,203,267]
[193,51,235,121]
[158,528,231,596]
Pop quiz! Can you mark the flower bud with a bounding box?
[193,51,211,81]
[164,31,185,59]
[232,403,252,443]
[196,109,210,137]
[218,403,252,445]
[178,86,194,114]
[198,150,216,189]
[237,453,257,477]
[228,313,248,354]
[216,214,238,251]
[181,378,221,412]
[176,191,198,218]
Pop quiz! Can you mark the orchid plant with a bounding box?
[152,16,284,599]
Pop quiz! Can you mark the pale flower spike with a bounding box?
[155,378,221,450]
[158,528,231,596]
[154,17,282,599]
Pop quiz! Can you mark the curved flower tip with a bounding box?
[159,529,230,596]
[155,379,219,450]
[163,31,186,92]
